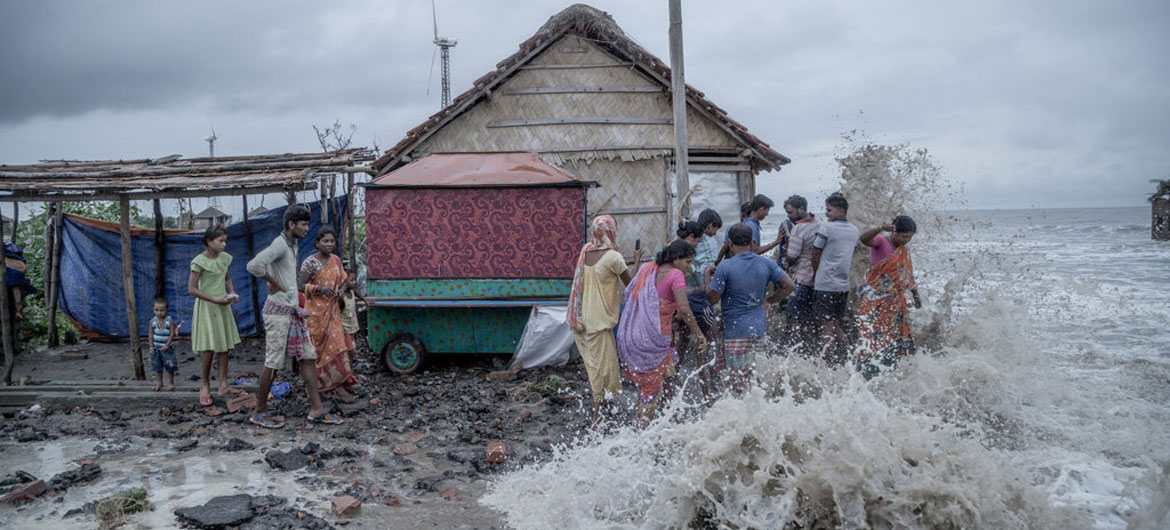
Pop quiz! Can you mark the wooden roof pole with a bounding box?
[47,202,63,347]
[346,172,356,269]
[669,0,691,222]
[242,194,261,334]
[120,195,145,380]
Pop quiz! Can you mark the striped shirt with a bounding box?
[150,315,173,351]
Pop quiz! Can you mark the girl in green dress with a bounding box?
[188,224,242,406]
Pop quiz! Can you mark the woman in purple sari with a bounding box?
[616,241,707,424]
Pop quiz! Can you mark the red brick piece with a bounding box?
[331,495,362,517]
[1,480,47,505]
[486,441,507,464]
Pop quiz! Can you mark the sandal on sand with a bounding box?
[307,411,343,425]
[198,387,213,407]
[250,413,285,429]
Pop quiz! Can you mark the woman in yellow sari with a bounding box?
[298,226,358,402]
[855,215,922,380]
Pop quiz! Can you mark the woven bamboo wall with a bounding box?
[409,36,750,256]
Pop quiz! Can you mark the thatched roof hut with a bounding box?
[372,3,789,252]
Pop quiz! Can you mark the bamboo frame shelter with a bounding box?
[0,149,374,382]
[373,3,790,255]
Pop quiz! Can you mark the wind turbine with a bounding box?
[428,0,457,108]
[205,116,218,158]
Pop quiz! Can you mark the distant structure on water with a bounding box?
[1151,179,1169,241]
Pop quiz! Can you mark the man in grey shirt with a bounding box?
[246,204,341,428]
[811,193,860,364]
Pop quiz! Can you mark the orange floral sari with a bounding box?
[301,253,356,392]
[855,244,916,379]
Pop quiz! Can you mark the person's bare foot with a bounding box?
[331,387,357,403]
[153,382,162,392]
[166,384,176,391]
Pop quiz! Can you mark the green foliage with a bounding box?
[96,487,151,526]
[12,201,147,348]
[1150,179,1170,202]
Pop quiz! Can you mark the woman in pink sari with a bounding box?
[616,240,707,424]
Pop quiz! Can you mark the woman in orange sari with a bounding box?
[298,226,358,402]
[855,215,922,379]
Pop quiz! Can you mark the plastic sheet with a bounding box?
[57,197,346,338]
[510,304,575,369]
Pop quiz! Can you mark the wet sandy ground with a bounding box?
[0,339,602,529]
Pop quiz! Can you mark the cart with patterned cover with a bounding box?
[361,153,587,373]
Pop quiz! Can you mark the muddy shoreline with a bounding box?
[0,339,598,529]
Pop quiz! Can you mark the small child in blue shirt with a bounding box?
[150,297,182,391]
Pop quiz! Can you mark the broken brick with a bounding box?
[331,495,362,517]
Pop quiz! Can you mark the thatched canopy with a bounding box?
[0,149,375,202]
[372,3,789,174]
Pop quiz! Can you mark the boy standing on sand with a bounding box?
[246,205,342,428]
[810,194,860,365]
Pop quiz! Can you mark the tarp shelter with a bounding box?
[361,152,587,366]
[58,198,345,338]
[372,3,790,253]
[0,149,373,381]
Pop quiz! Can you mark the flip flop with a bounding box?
[250,413,285,429]
[198,387,213,407]
[307,411,343,425]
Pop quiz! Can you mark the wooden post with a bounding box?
[42,202,55,300]
[153,199,165,298]
[0,240,12,385]
[242,194,261,334]
[47,202,63,347]
[320,179,330,224]
[346,172,356,268]
[119,196,145,380]
[286,188,296,207]
[11,202,18,242]
[668,0,691,221]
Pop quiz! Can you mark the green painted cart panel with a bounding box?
[367,306,531,355]
[367,278,571,299]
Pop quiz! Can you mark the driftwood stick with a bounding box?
[346,172,355,268]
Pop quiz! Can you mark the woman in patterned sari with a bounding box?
[855,215,922,379]
[616,241,706,425]
[298,226,358,402]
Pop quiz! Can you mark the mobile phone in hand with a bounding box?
[635,239,641,250]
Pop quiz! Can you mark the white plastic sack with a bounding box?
[510,304,575,369]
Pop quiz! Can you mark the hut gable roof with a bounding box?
[195,206,229,219]
[373,3,789,173]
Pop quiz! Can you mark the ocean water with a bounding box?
[482,205,1170,529]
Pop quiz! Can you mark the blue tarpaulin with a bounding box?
[57,197,347,338]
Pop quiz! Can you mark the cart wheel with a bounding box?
[382,333,425,374]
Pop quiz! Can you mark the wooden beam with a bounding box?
[119,196,145,380]
[153,199,165,298]
[241,195,261,335]
[486,118,671,128]
[320,179,329,224]
[534,144,739,154]
[518,62,634,70]
[501,87,664,95]
[1,181,318,203]
[11,202,18,242]
[669,0,692,221]
[596,206,668,216]
[47,202,63,347]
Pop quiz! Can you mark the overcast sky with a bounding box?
[1,0,1167,213]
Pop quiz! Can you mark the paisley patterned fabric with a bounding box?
[366,187,585,279]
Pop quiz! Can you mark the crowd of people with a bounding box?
[150,205,363,428]
[568,193,922,426]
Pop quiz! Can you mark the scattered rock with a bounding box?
[226,393,258,413]
[393,443,417,456]
[335,399,369,416]
[301,442,321,455]
[1,479,46,505]
[48,463,101,492]
[331,495,362,517]
[414,476,443,492]
[204,406,226,417]
[174,439,199,452]
[223,438,255,452]
[486,442,507,464]
[174,494,255,527]
[265,449,310,471]
[446,449,483,465]
[384,495,401,507]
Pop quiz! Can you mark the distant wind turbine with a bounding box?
[205,116,218,158]
[428,0,457,108]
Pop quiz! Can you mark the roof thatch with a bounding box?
[195,206,230,219]
[372,3,789,173]
[0,149,374,202]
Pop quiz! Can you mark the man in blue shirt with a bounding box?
[707,224,795,393]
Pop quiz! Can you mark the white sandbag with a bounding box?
[511,304,575,368]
